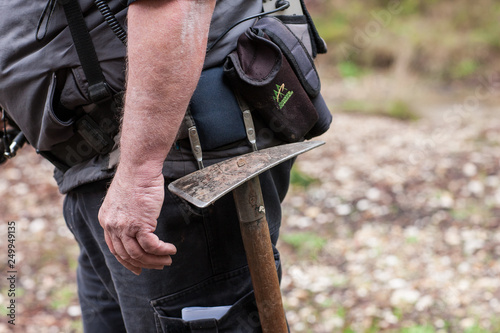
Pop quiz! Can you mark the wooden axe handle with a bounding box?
[233,176,288,333]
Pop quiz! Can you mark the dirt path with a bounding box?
[279,94,500,332]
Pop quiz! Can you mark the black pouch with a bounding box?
[224,26,317,142]
[224,17,331,142]
[257,16,332,139]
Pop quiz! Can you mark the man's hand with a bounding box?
[98,169,177,275]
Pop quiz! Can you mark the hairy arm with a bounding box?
[98,0,216,274]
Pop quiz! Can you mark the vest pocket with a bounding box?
[37,73,77,151]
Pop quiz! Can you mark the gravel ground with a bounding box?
[1,77,500,332]
[279,83,500,332]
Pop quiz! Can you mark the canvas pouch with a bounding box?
[224,18,320,143]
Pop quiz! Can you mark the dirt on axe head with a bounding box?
[168,141,324,332]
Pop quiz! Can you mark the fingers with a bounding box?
[104,229,175,274]
[115,254,143,276]
[136,232,177,256]
[105,232,143,275]
[122,233,175,267]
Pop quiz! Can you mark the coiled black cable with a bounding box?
[94,0,127,45]
[206,0,290,52]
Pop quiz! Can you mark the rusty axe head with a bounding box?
[168,141,324,208]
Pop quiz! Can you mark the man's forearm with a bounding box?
[98,0,217,274]
[119,0,216,177]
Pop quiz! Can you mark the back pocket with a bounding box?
[153,291,262,333]
[151,267,262,333]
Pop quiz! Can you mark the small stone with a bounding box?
[385,255,400,267]
[415,295,434,311]
[462,163,477,177]
[5,168,22,180]
[460,318,475,329]
[293,322,306,332]
[390,289,421,306]
[457,262,470,274]
[486,175,499,187]
[288,216,313,229]
[356,199,370,211]
[12,183,29,195]
[439,192,454,208]
[467,180,484,196]
[366,187,381,201]
[67,305,82,317]
[444,227,461,246]
[328,316,345,328]
[336,204,352,216]
[29,218,47,233]
[388,278,407,289]
[289,196,304,208]
[295,289,309,301]
[314,293,327,305]
[434,319,446,328]
[316,213,332,224]
[334,166,353,181]
[22,277,35,290]
[305,206,321,218]
[382,309,399,324]
[356,287,369,298]
[439,256,451,266]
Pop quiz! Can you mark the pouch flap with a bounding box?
[226,29,283,86]
[254,17,321,97]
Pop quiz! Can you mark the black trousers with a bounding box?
[63,160,293,332]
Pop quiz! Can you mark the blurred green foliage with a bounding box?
[338,61,366,78]
[310,0,500,80]
[399,326,435,333]
[464,325,492,333]
[386,100,419,121]
[290,165,319,188]
[281,231,327,259]
[335,320,495,333]
[50,285,77,310]
[451,59,481,79]
[340,99,419,121]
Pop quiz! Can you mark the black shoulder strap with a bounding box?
[59,0,112,104]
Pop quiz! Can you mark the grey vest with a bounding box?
[0,0,264,192]
[0,0,262,149]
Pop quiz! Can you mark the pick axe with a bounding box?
[168,140,324,332]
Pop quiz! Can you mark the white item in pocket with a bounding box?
[181,305,232,321]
